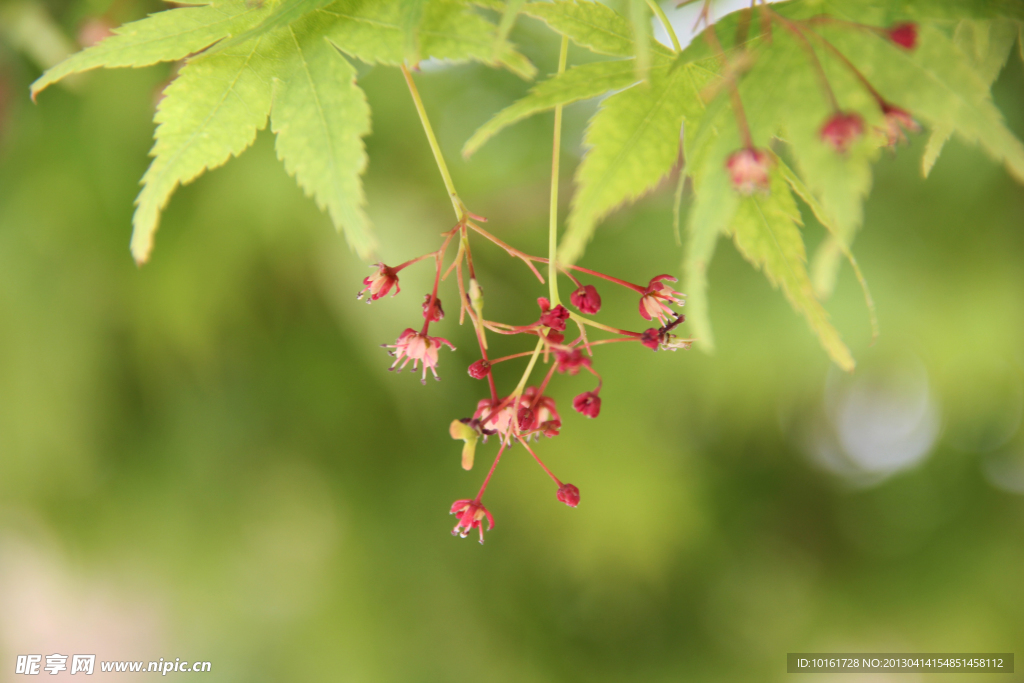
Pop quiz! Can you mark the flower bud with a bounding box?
[540,304,570,331]
[517,407,536,431]
[557,483,580,507]
[569,284,602,314]
[546,330,565,345]
[888,22,917,50]
[820,112,864,153]
[572,391,601,418]
[422,295,444,322]
[468,359,491,379]
[726,148,771,195]
[880,104,920,147]
[555,349,591,375]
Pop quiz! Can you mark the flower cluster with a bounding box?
[715,13,921,193]
[359,214,690,543]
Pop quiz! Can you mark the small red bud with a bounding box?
[820,112,864,153]
[888,22,917,50]
[546,330,565,344]
[539,304,570,331]
[557,483,580,507]
[569,284,602,314]
[517,407,536,431]
[468,359,491,379]
[572,391,601,418]
[422,295,444,322]
[726,148,772,195]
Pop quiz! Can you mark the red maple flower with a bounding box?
[557,483,580,507]
[467,359,491,379]
[638,275,685,326]
[820,112,864,153]
[537,298,570,331]
[422,295,444,322]
[880,104,920,147]
[358,263,400,301]
[555,348,592,375]
[573,390,601,418]
[569,284,602,314]
[726,148,772,195]
[450,499,494,543]
[888,22,917,50]
[385,328,456,383]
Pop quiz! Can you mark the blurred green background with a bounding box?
[1,2,1024,681]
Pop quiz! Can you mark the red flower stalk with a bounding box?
[450,499,494,543]
[569,284,602,314]
[888,22,917,50]
[468,359,491,379]
[557,483,580,507]
[555,348,591,375]
[638,275,685,326]
[358,263,400,301]
[573,390,601,418]
[384,328,456,384]
[880,103,920,147]
[726,148,772,195]
[820,112,864,153]
[537,298,570,331]
[422,295,444,322]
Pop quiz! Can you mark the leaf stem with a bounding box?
[401,64,464,221]
[548,35,569,306]
[646,0,681,52]
[767,9,840,112]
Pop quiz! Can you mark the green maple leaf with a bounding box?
[462,58,656,157]
[32,0,533,264]
[728,168,854,371]
[30,0,272,99]
[272,15,375,259]
[558,59,715,265]
[922,18,1020,176]
[132,32,279,263]
[521,0,671,59]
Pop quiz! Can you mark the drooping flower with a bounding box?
[555,348,592,375]
[569,284,602,314]
[537,298,570,331]
[422,294,444,322]
[638,275,685,326]
[467,359,491,379]
[726,148,772,195]
[358,263,400,301]
[820,112,864,153]
[557,483,580,507]
[888,22,917,50]
[880,104,920,147]
[450,499,494,543]
[384,328,456,384]
[572,390,601,418]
